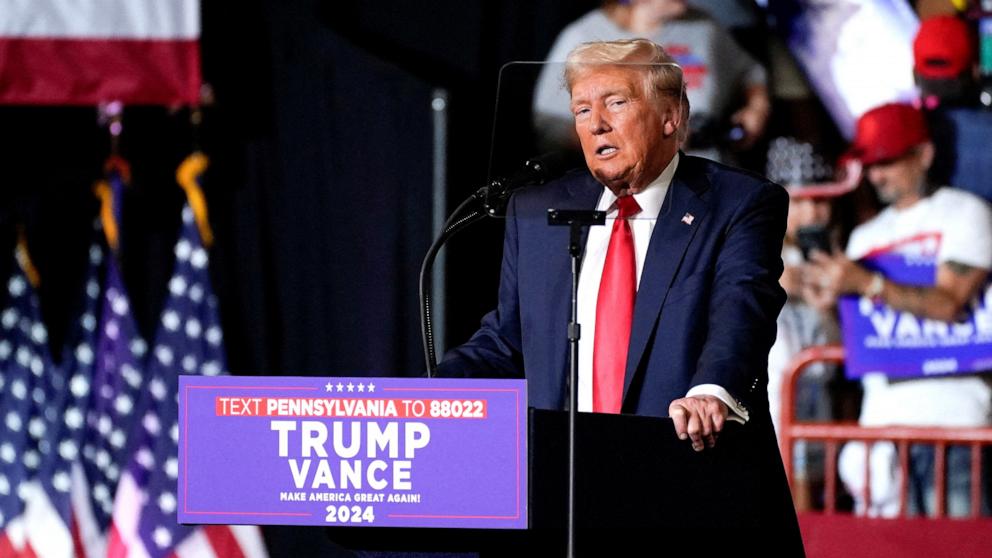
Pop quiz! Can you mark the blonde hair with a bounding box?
[565,38,689,141]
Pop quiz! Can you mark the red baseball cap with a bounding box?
[913,15,976,80]
[847,103,930,166]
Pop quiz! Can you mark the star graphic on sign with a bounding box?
[357,383,365,393]
[367,383,375,393]
[325,382,333,392]
[347,382,355,392]
[336,382,344,392]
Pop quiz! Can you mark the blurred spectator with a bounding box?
[913,14,992,202]
[532,0,769,164]
[765,137,849,510]
[806,103,992,517]
[686,0,766,60]
[767,137,845,434]
[687,0,760,35]
[914,14,979,108]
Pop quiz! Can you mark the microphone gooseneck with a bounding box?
[421,151,575,375]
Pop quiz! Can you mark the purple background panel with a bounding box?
[178,376,528,529]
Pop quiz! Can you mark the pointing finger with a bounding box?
[669,404,688,440]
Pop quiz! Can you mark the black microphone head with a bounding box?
[484,150,582,216]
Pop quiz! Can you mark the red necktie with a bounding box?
[593,195,640,414]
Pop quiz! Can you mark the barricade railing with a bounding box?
[779,344,992,518]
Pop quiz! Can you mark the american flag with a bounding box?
[72,246,155,558]
[27,232,104,558]
[1,170,267,557]
[0,244,47,556]
[105,202,267,558]
[764,0,919,139]
[69,173,154,556]
[103,156,265,558]
[0,0,202,105]
[0,228,101,557]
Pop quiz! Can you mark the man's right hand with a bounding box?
[669,396,728,452]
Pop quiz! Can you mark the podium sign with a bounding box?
[178,376,527,529]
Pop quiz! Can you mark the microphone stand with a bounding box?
[419,187,488,376]
[420,154,600,557]
[421,153,573,375]
[547,209,604,558]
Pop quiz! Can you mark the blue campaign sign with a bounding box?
[178,376,528,529]
[839,236,992,379]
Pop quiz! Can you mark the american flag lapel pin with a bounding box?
[681,212,695,225]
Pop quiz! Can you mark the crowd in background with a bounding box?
[534,0,992,518]
[1,3,989,555]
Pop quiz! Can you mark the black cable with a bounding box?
[420,191,488,376]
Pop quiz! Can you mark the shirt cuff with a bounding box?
[686,384,750,424]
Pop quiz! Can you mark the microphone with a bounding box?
[483,150,579,215]
[421,149,575,373]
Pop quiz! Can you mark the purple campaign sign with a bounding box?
[839,236,992,379]
[178,376,527,529]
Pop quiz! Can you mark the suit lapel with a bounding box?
[622,160,710,403]
[545,173,603,407]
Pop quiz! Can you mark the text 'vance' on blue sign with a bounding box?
[178,376,528,529]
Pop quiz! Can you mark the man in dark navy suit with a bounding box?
[438,39,787,456]
[438,39,802,546]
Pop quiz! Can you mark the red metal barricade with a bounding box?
[779,345,992,556]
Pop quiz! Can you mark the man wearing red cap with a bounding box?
[913,14,978,107]
[806,102,992,517]
[912,14,992,202]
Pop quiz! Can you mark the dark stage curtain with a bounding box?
[0,2,599,555]
[207,4,436,377]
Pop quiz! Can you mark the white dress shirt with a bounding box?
[575,153,748,422]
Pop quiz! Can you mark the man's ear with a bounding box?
[662,107,681,138]
[663,117,678,137]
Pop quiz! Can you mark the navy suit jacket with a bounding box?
[438,154,788,421]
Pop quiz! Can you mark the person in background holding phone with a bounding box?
[764,136,853,510]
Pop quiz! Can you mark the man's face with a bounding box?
[864,145,930,207]
[570,65,676,196]
[787,197,832,239]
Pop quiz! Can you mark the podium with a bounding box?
[327,408,804,556]
[176,375,803,555]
